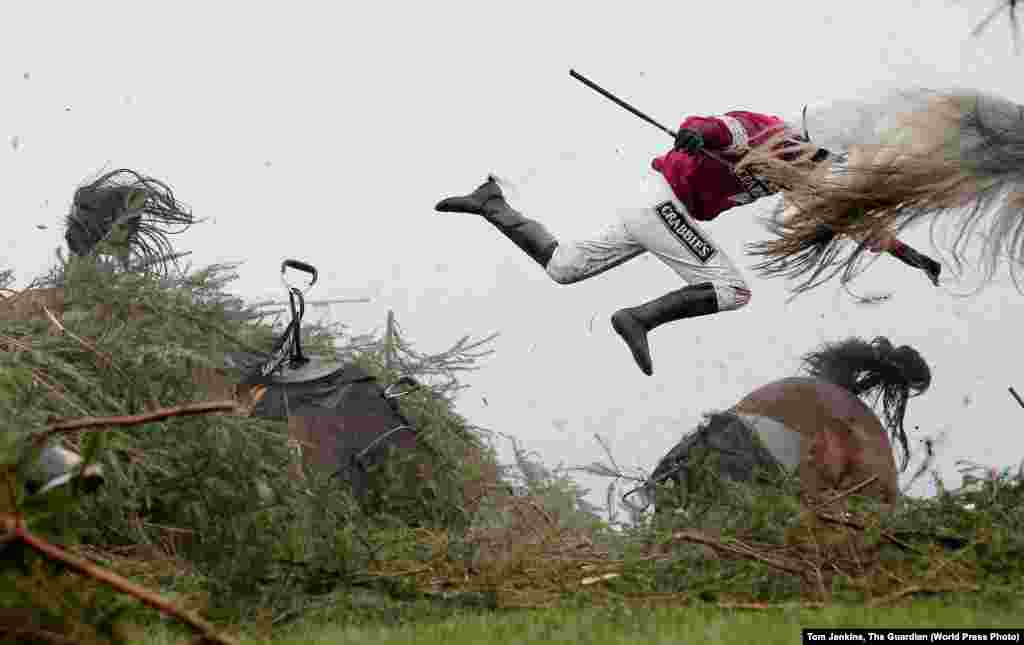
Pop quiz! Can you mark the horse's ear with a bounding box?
[123,189,147,212]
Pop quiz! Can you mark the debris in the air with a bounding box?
[853,293,892,306]
[843,282,893,306]
[64,106,71,112]
[23,72,30,80]
[482,396,489,407]
[36,224,48,230]
[9,136,20,151]
[962,394,972,407]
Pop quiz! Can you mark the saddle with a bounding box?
[232,260,423,499]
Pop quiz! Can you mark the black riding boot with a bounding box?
[435,176,559,268]
[890,244,942,287]
[611,283,721,376]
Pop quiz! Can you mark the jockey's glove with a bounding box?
[674,128,705,154]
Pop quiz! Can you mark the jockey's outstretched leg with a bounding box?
[606,174,752,375]
[435,174,751,376]
[435,175,560,268]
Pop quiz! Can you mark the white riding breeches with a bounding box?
[544,173,751,310]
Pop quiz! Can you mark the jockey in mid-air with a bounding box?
[436,110,933,376]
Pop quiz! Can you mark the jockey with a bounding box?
[436,110,807,376]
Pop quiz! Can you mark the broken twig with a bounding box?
[37,400,238,443]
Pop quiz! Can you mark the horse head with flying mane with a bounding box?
[647,336,931,514]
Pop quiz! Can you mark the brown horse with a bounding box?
[647,336,931,513]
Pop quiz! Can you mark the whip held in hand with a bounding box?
[570,68,944,289]
[569,69,679,138]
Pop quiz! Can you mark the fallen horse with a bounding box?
[644,336,931,514]
[60,170,428,502]
[231,349,423,503]
[227,259,425,503]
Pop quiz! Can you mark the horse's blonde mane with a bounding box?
[737,89,1024,293]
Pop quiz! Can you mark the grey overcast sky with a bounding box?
[2,1,1022,505]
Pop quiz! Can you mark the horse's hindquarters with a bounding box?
[734,378,899,506]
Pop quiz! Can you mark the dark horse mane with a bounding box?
[64,169,197,277]
[800,336,931,471]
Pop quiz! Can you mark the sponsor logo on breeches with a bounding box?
[654,201,717,264]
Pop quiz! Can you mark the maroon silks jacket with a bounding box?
[651,111,796,221]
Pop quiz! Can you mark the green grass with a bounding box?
[137,595,1024,645]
